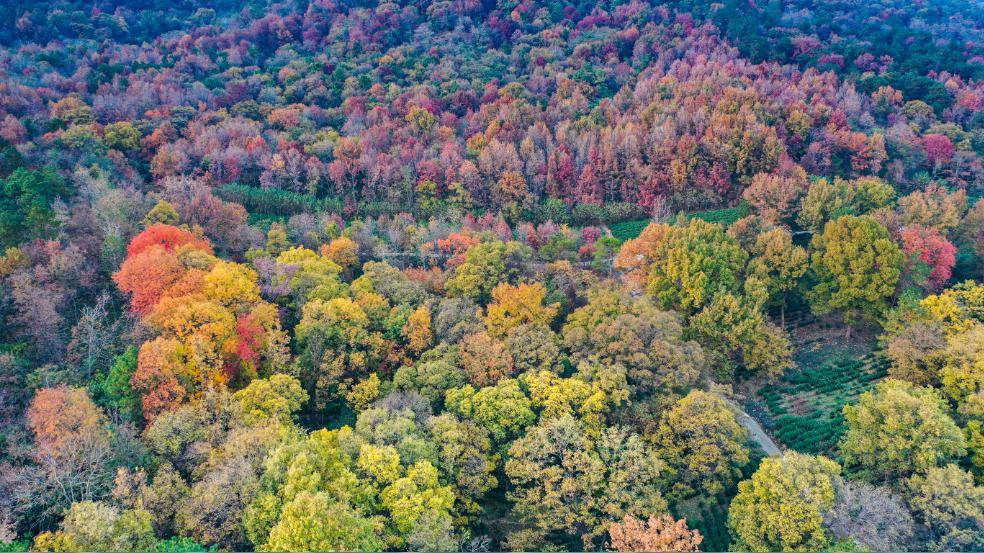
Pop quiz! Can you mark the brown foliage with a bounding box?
[608,515,702,552]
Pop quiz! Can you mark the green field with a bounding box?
[607,203,752,242]
[755,327,889,456]
[609,218,651,241]
[688,202,751,226]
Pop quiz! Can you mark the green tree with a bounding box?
[143,200,180,227]
[690,292,793,378]
[654,390,750,499]
[33,502,155,552]
[445,241,531,303]
[426,413,497,517]
[0,168,69,246]
[264,492,383,552]
[798,176,895,232]
[840,379,966,482]
[295,296,387,408]
[104,121,142,151]
[505,415,667,550]
[808,216,903,336]
[562,287,703,403]
[94,347,141,422]
[728,452,841,552]
[232,374,308,426]
[906,465,984,552]
[243,429,369,548]
[394,348,467,405]
[747,227,808,326]
[646,219,748,313]
[444,379,535,447]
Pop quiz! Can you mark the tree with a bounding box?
[562,287,703,403]
[0,168,68,246]
[898,184,967,234]
[32,501,155,553]
[104,121,142,151]
[232,374,308,426]
[504,323,565,374]
[444,379,535,446]
[646,219,748,313]
[906,465,984,552]
[264,492,383,552]
[823,479,914,552]
[748,227,808,325]
[938,324,984,419]
[131,337,193,422]
[882,318,948,386]
[797,176,894,232]
[243,429,366,548]
[728,452,841,552]
[613,222,669,290]
[402,306,432,356]
[482,282,559,338]
[445,241,531,303]
[689,292,793,378]
[113,245,189,315]
[295,296,387,408]
[808,216,903,335]
[521,370,615,433]
[505,416,667,550]
[150,537,209,552]
[901,225,957,291]
[125,224,212,259]
[458,331,514,387]
[321,236,359,272]
[393,348,468,404]
[25,387,118,519]
[840,379,966,482]
[377,461,455,545]
[426,413,497,517]
[743,168,809,224]
[653,390,750,499]
[607,515,702,552]
[923,134,955,170]
[95,347,141,422]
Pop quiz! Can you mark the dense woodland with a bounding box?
[0,0,981,551]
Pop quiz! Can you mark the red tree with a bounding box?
[125,224,212,258]
[900,224,957,291]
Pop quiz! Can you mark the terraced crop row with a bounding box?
[758,352,889,455]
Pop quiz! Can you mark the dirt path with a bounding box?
[737,410,782,457]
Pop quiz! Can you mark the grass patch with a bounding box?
[688,202,751,226]
[609,218,651,241]
[606,202,752,242]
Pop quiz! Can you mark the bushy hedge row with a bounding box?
[219,183,653,227]
[216,184,335,216]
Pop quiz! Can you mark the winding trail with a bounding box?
[737,410,782,457]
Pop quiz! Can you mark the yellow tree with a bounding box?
[808,216,902,337]
[728,452,841,552]
[483,282,559,338]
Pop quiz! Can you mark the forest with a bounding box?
[0,0,981,551]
